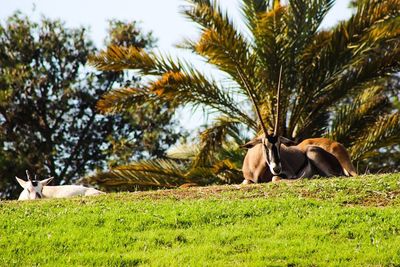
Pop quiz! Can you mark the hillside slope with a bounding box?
[1,174,400,266]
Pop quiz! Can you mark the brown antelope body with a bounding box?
[241,137,348,184]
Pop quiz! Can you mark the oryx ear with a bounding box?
[241,138,263,149]
[16,177,27,188]
[280,136,297,146]
[40,177,54,186]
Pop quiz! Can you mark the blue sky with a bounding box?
[0,0,352,130]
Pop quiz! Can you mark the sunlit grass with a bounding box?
[1,174,400,266]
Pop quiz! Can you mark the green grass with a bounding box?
[1,174,400,266]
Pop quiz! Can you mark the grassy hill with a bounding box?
[1,174,400,266]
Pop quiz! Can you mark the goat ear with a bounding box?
[241,138,262,149]
[40,177,54,186]
[16,177,27,188]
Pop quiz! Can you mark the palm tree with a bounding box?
[86,0,400,189]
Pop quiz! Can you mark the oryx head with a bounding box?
[16,170,53,200]
[262,134,282,175]
[243,131,283,176]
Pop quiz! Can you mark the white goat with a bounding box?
[16,171,104,200]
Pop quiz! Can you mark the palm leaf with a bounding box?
[193,116,242,167]
[96,87,155,114]
[84,159,187,187]
[327,84,388,145]
[241,0,269,32]
[82,157,234,189]
[88,45,158,74]
[181,0,260,116]
[166,143,199,160]
[147,69,255,128]
[91,45,257,128]
[350,113,400,161]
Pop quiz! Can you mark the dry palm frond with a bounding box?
[83,159,187,188]
[210,158,243,184]
[167,144,199,160]
[82,157,232,189]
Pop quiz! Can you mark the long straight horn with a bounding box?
[26,170,32,181]
[274,65,283,136]
[236,68,269,136]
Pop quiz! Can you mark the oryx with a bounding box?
[241,135,354,183]
[16,170,104,200]
[239,67,356,184]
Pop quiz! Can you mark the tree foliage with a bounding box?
[0,14,182,199]
[87,0,400,187]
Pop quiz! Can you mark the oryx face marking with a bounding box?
[18,179,44,200]
[16,171,53,200]
[262,135,282,176]
[26,180,44,199]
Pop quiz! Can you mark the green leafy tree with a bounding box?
[0,14,181,198]
[87,0,400,187]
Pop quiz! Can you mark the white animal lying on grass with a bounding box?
[16,170,104,200]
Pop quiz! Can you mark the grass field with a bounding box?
[1,174,400,266]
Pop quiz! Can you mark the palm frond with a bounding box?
[167,140,245,184]
[91,45,257,128]
[327,85,388,145]
[298,36,400,138]
[88,45,158,74]
[209,158,243,184]
[193,116,242,167]
[82,157,234,189]
[350,113,400,161]
[147,69,257,129]
[253,2,286,77]
[83,159,187,188]
[96,87,152,114]
[241,0,269,32]
[181,0,258,107]
[251,2,290,128]
[166,144,199,160]
[298,0,400,98]
[283,0,335,125]
[285,0,335,58]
